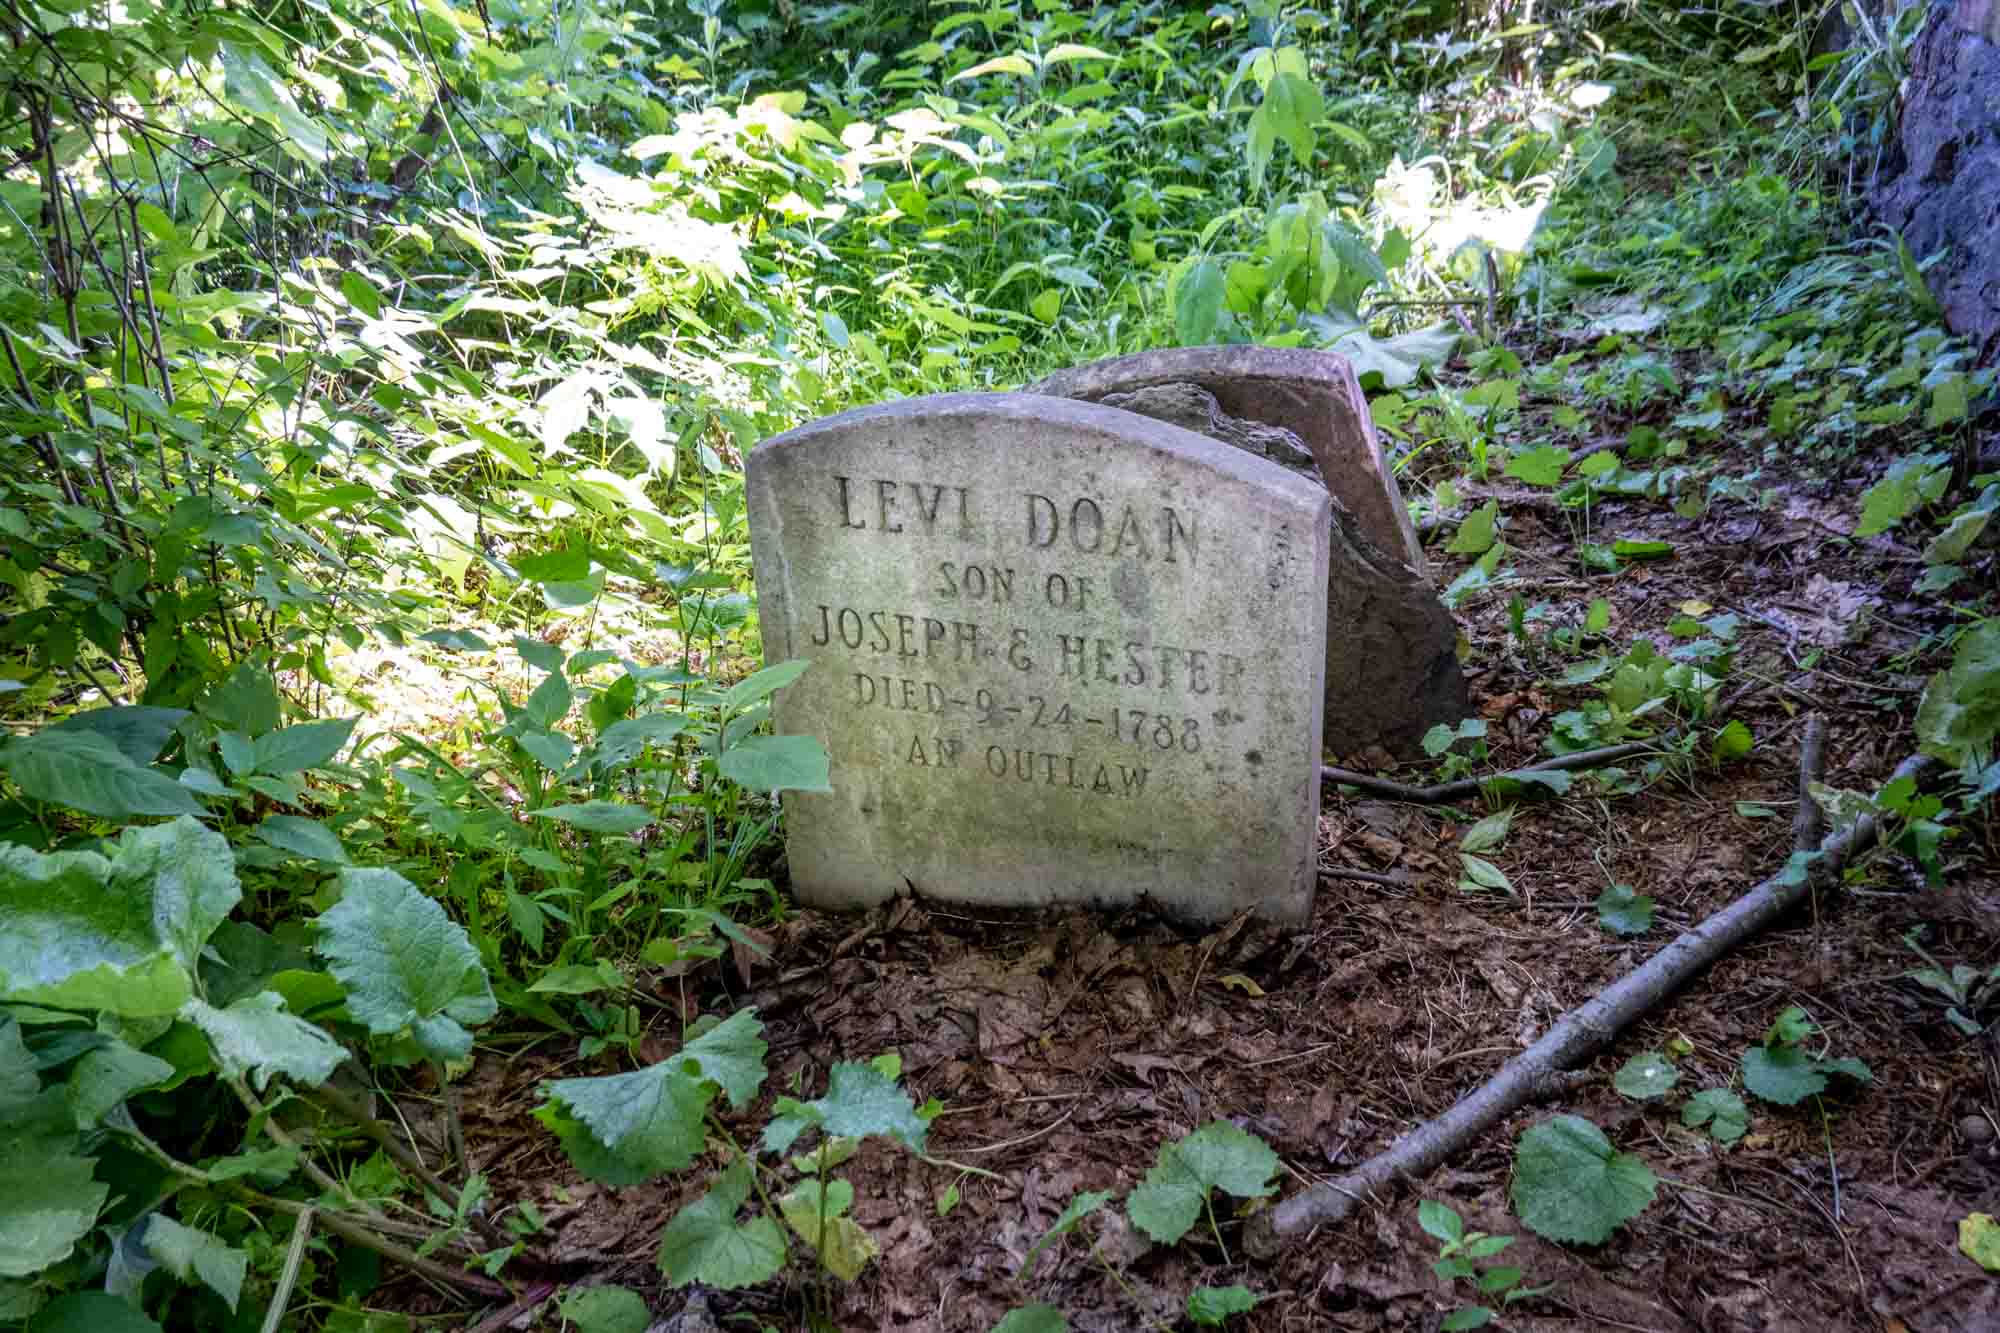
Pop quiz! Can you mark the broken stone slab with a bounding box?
[1031,350,1468,762]
[746,391,1329,926]
[1031,345,1425,571]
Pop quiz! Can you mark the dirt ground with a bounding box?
[379,413,2000,1333]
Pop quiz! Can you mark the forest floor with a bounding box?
[364,364,2000,1332]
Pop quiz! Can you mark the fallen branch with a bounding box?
[1322,739,1663,804]
[1246,743,1935,1258]
[1792,714,1828,854]
[1322,686,1761,806]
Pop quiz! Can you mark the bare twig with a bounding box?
[259,1197,511,1300]
[1323,739,1664,804]
[258,1207,314,1333]
[1793,715,1829,854]
[463,1282,557,1333]
[1246,751,1938,1256]
[1320,867,1416,889]
[311,1080,510,1251]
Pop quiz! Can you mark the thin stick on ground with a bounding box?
[1245,744,1935,1258]
[1322,738,1665,804]
[1793,714,1828,854]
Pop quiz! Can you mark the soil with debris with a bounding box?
[380,414,1999,1333]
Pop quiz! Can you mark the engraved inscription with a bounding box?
[806,473,1256,808]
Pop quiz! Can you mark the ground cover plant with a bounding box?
[2,0,1998,1327]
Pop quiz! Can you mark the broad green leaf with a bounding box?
[532,802,655,834]
[1126,1121,1278,1244]
[18,1291,162,1332]
[1259,72,1322,165]
[1504,445,1570,487]
[539,1015,767,1183]
[517,731,574,774]
[1681,1089,1747,1144]
[717,734,832,794]
[66,1042,174,1126]
[656,1159,787,1289]
[528,963,619,996]
[0,1021,35,1112]
[779,1179,877,1280]
[181,993,346,1091]
[249,718,357,775]
[252,816,350,865]
[1043,42,1115,64]
[1021,1190,1111,1278]
[1440,1310,1494,1331]
[949,53,1036,81]
[1612,1051,1678,1100]
[523,671,573,730]
[1317,319,1459,388]
[513,636,567,673]
[1509,1115,1657,1245]
[0,818,238,1016]
[809,1060,926,1146]
[1447,501,1499,556]
[1457,854,1513,895]
[991,1307,1069,1333]
[1611,539,1673,561]
[597,713,689,767]
[558,1285,650,1333]
[1418,1200,1465,1244]
[46,708,188,765]
[1710,720,1754,763]
[202,665,282,737]
[1925,508,1990,564]
[313,869,496,1061]
[340,271,382,319]
[1458,809,1512,854]
[1585,599,1612,634]
[1914,621,2000,765]
[1960,1214,2000,1272]
[1174,258,1226,345]
[1594,884,1653,937]
[675,1009,769,1109]
[1855,452,1950,537]
[1188,1285,1260,1325]
[721,659,814,712]
[0,730,204,818]
[0,1150,107,1278]
[143,1215,247,1311]
[219,45,328,163]
[1741,1045,1821,1105]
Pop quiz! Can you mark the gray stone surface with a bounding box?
[1033,352,1468,761]
[1031,345,1425,570]
[1870,0,2000,369]
[747,392,1329,925]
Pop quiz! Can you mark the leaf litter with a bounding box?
[371,276,1997,1333]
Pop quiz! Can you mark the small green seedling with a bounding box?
[1739,1007,1872,1106]
[1419,1200,1550,1329]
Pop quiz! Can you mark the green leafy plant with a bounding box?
[1739,1007,1873,1107]
[1418,1200,1550,1330]
[1509,1115,1657,1245]
[0,822,521,1327]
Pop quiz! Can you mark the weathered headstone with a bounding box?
[1031,347,1467,763]
[747,392,1329,925]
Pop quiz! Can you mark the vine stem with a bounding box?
[258,1207,314,1333]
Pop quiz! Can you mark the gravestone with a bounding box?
[1031,346,1467,763]
[747,392,1329,925]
